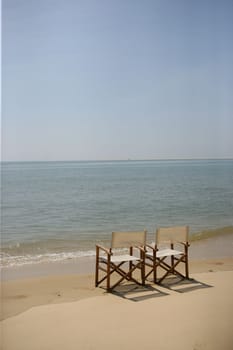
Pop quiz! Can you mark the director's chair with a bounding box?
[145,226,189,284]
[95,230,147,292]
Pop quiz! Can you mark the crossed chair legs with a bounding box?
[96,248,189,291]
[145,245,189,284]
[95,245,146,292]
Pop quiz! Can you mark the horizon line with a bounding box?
[1,157,233,163]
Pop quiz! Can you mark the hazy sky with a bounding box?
[2,0,233,161]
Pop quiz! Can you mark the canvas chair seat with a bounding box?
[145,226,190,284]
[147,248,184,258]
[100,254,141,263]
[95,230,147,292]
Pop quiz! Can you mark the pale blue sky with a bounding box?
[2,0,233,161]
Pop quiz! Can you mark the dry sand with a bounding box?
[1,233,233,350]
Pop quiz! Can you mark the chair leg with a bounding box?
[185,261,189,279]
[141,267,145,285]
[107,255,111,291]
[95,246,99,287]
[185,245,189,278]
[153,251,157,283]
[140,251,145,285]
[171,243,174,274]
[129,247,133,279]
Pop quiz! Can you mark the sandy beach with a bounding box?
[1,232,233,350]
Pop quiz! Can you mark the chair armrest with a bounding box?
[179,242,190,247]
[146,243,158,251]
[96,244,112,255]
[135,246,147,253]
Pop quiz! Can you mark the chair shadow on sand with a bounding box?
[106,276,213,302]
[151,275,213,294]
[111,283,169,302]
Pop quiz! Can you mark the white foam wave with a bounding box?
[0,250,96,268]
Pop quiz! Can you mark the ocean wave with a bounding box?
[1,226,232,268]
[0,250,96,268]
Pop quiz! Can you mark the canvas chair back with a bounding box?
[156,226,189,245]
[111,230,147,249]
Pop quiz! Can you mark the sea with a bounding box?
[1,159,233,268]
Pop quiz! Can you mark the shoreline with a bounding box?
[1,232,233,321]
[1,230,233,282]
[2,227,233,269]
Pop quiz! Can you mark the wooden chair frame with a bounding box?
[145,226,190,284]
[95,230,147,292]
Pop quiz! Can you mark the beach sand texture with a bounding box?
[1,233,233,350]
